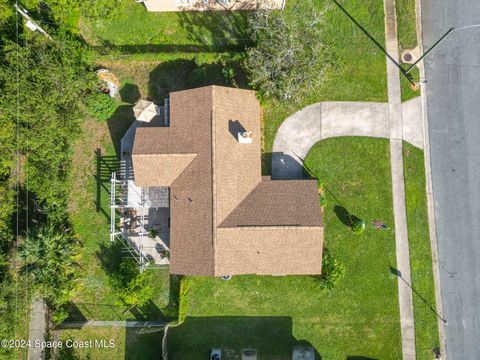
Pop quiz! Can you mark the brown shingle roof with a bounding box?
[219,179,323,228]
[215,226,324,275]
[131,86,324,276]
[132,153,197,187]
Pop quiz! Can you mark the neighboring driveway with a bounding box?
[272,98,423,179]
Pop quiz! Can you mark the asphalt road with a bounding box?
[421,1,480,359]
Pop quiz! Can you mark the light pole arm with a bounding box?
[405,27,455,74]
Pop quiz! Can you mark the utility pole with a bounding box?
[14,3,52,40]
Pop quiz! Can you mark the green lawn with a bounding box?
[80,0,249,54]
[396,0,418,51]
[396,0,421,101]
[66,110,175,321]
[403,142,440,359]
[57,326,163,359]
[169,137,402,359]
[263,0,388,158]
[79,0,389,159]
[400,67,420,102]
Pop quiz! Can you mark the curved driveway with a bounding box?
[272,98,423,179]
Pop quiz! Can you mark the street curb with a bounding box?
[414,0,447,358]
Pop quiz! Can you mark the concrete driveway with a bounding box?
[272,99,423,179]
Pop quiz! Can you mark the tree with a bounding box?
[20,225,80,308]
[245,0,333,101]
[0,32,96,220]
[111,259,154,314]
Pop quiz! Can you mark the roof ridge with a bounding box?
[210,86,218,274]
[217,225,324,230]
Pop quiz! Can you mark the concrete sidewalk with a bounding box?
[28,298,47,360]
[384,0,416,358]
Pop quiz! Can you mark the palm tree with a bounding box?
[20,225,80,305]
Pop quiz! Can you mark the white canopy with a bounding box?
[133,100,159,122]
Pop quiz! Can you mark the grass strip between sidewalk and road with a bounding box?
[403,142,440,359]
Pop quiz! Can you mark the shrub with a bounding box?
[222,65,235,85]
[352,218,366,234]
[84,91,117,121]
[317,250,345,291]
[318,185,327,208]
[188,66,208,87]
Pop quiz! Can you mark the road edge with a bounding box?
[414,0,447,357]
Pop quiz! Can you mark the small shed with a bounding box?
[133,99,160,122]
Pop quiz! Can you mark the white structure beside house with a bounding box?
[139,0,285,12]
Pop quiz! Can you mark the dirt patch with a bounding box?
[68,117,110,214]
[97,61,163,100]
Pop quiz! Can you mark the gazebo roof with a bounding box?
[133,99,159,122]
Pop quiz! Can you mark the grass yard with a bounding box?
[67,109,174,321]
[400,67,420,102]
[403,142,440,359]
[396,0,418,51]
[56,326,163,359]
[263,0,388,160]
[78,0,389,157]
[395,0,421,101]
[168,137,402,359]
[80,0,249,54]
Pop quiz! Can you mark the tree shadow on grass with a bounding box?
[97,240,125,277]
[119,83,141,104]
[333,205,361,228]
[147,58,249,102]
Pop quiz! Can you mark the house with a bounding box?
[113,85,323,276]
[139,0,285,12]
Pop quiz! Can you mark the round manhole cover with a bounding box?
[403,53,413,62]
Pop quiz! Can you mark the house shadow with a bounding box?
[92,39,245,55]
[269,151,310,180]
[168,316,321,359]
[106,103,136,157]
[124,326,164,360]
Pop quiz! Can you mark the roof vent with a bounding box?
[238,131,253,144]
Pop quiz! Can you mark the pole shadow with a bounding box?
[332,0,415,85]
[389,265,446,323]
